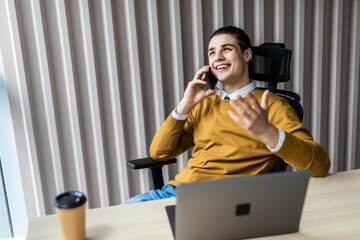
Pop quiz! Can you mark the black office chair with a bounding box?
[127,43,303,189]
[250,43,303,122]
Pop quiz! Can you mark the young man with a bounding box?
[122,26,330,204]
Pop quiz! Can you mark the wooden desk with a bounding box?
[27,169,360,240]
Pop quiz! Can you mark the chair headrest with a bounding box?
[249,43,292,83]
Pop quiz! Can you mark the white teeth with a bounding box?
[217,65,229,70]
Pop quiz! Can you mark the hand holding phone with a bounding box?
[177,67,218,115]
[204,70,218,90]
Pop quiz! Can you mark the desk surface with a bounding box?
[27,169,360,240]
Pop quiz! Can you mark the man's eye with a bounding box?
[224,48,232,52]
[208,52,215,57]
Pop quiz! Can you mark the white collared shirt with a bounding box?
[220,81,256,100]
[172,81,285,152]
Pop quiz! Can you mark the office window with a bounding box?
[0,51,27,237]
[0,52,13,238]
[0,158,13,238]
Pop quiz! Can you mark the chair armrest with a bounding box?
[127,157,177,169]
[127,157,177,190]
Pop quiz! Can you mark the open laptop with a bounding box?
[166,170,311,240]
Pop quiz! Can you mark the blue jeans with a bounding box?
[121,184,176,204]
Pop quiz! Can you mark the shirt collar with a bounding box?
[221,81,256,100]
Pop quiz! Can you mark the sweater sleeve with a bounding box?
[277,132,330,176]
[149,113,195,161]
[268,97,330,177]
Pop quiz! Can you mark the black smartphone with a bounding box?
[204,70,218,90]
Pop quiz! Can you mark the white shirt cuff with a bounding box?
[172,109,188,120]
[267,129,285,152]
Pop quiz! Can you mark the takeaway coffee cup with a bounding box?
[53,191,87,240]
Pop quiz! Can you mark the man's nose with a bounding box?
[214,51,224,61]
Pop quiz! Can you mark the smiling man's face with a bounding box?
[208,34,252,91]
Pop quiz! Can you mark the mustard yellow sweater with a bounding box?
[150,89,330,186]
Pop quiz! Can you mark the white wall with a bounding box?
[0,0,359,233]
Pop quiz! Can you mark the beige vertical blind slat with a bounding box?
[274,0,285,90]
[100,0,130,202]
[328,0,343,173]
[192,0,204,70]
[346,0,360,170]
[233,0,244,29]
[5,0,45,217]
[274,0,284,42]
[293,0,305,101]
[147,0,169,183]
[170,0,185,106]
[78,0,109,207]
[147,0,165,129]
[169,0,187,170]
[213,0,224,31]
[30,0,64,194]
[311,0,324,143]
[254,0,266,88]
[124,0,149,193]
[190,0,205,163]
[54,0,88,194]
[254,0,265,45]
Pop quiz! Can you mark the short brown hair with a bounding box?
[210,26,252,52]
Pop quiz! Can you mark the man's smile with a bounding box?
[215,64,231,71]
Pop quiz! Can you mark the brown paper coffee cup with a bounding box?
[54,191,87,240]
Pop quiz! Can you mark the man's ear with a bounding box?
[244,48,253,62]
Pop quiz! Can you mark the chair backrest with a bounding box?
[249,43,291,89]
[249,43,303,122]
[249,43,304,172]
